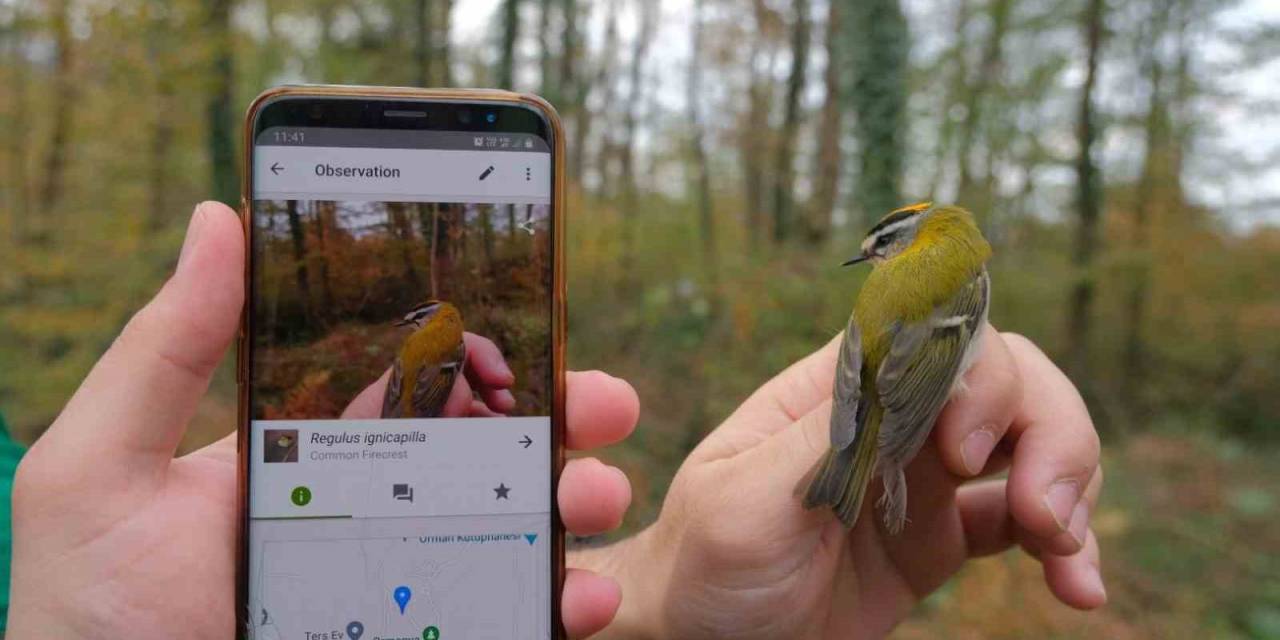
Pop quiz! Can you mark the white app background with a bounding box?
[247,418,552,640]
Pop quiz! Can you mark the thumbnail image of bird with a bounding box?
[381,300,466,418]
[804,202,992,534]
[263,429,299,463]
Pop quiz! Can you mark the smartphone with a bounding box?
[238,86,565,640]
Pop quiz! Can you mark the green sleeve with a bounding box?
[0,413,25,631]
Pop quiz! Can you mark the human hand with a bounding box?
[7,202,639,639]
[342,332,519,419]
[583,326,1104,639]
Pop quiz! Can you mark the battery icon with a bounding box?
[524,138,534,149]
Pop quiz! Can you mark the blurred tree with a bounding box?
[205,0,237,206]
[846,0,907,226]
[415,0,434,86]
[497,0,522,88]
[687,0,719,310]
[954,0,1012,225]
[741,0,779,247]
[808,0,843,243]
[1065,0,1106,406]
[38,0,74,226]
[618,0,657,290]
[771,0,810,244]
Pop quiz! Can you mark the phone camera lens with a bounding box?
[485,112,497,124]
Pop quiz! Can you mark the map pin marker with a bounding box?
[394,585,412,615]
[347,621,364,640]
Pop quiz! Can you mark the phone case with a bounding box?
[236,85,567,639]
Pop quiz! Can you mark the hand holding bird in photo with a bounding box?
[381,300,467,418]
[804,203,992,534]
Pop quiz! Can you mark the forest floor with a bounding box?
[186,368,1280,640]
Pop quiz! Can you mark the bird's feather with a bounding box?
[381,359,406,418]
[829,316,863,451]
[410,340,466,418]
[874,268,989,532]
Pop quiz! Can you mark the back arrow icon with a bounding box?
[270,162,283,175]
[519,435,533,448]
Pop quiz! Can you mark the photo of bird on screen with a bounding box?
[804,202,992,534]
[380,300,467,418]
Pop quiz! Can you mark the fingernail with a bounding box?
[178,202,210,270]
[960,427,996,476]
[1044,480,1081,531]
[1086,565,1107,603]
[1067,501,1089,547]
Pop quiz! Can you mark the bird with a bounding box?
[381,300,467,418]
[803,202,992,534]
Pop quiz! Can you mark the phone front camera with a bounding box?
[485,112,497,124]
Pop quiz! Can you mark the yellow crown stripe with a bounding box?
[889,201,933,216]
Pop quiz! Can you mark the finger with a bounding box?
[441,375,474,417]
[466,399,503,418]
[1001,333,1101,549]
[698,334,842,460]
[566,371,639,451]
[35,202,244,480]
[933,325,1023,478]
[956,479,1016,557]
[1037,462,1104,556]
[558,458,631,536]
[1042,528,1107,609]
[478,386,517,414]
[561,568,622,639]
[340,368,391,419]
[464,332,515,389]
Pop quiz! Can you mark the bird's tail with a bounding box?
[877,464,908,535]
[803,422,880,529]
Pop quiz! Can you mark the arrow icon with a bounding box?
[519,435,532,449]
[270,162,283,175]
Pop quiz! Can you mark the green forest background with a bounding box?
[2,0,1279,637]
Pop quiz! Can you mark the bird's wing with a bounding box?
[411,339,466,418]
[875,269,989,466]
[380,359,405,418]
[829,314,863,451]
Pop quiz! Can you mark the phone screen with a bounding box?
[244,95,557,640]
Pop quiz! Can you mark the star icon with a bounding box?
[494,483,511,500]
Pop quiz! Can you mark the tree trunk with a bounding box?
[496,0,521,88]
[688,0,720,308]
[809,0,842,243]
[771,0,810,244]
[573,1,616,185]
[1065,0,1105,388]
[38,0,74,221]
[619,1,656,287]
[559,0,581,179]
[847,0,908,226]
[285,200,313,318]
[416,0,433,86]
[926,0,970,199]
[147,0,175,231]
[742,0,775,248]
[313,201,336,319]
[437,0,453,85]
[954,0,1011,219]
[538,0,556,102]
[5,7,30,236]
[206,0,237,206]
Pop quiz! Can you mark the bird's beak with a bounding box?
[841,253,869,267]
